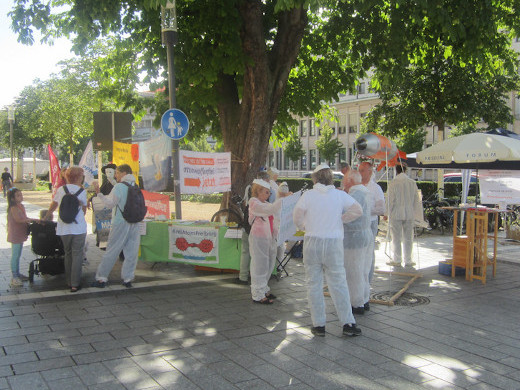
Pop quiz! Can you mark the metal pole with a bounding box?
[9,120,14,177]
[163,29,182,220]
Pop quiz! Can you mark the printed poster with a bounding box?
[140,133,172,192]
[179,150,231,194]
[113,141,140,185]
[169,225,219,264]
[480,170,520,205]
[142,190,170,219]
[91,196,112,249]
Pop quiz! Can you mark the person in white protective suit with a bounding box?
[343,170,374,315]
[386,164,420,267]
[358,162,385,290]
[236,171,271,285]
[248,178,283,304]
[293,164,363,337]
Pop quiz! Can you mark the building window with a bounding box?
[358,82,365,95]
[268,151,275,168]
[309,149,316,169]
[301,154,307,169]
[339,148,347,164]
[284,154,290,170]
[310,119,316,136]
[300,119,307,137]
[349,113,357,133]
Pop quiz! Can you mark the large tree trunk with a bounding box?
[217,1,307,205]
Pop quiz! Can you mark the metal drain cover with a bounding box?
[371,291,430,306]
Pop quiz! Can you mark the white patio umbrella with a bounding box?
[416,133,520,164]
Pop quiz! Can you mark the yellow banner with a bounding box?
[113,141,140,184]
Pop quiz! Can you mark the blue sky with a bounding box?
[0,1,73,109]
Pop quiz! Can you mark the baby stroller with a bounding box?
[28,222,65,283]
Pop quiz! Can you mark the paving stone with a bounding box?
[46,376,88,390]
[11,356,75,376]
[7,372,49,390]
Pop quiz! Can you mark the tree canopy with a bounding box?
[10,0,520,195]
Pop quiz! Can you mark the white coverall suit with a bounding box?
[344,184,374,308]
[248,197,282,301]
[387,172,420,265]
[293,183,362,327]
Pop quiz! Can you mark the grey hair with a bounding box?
[312,168,333,185]
[347,170,362,185]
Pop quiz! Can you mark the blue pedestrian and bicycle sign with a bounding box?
[161,109,189,140]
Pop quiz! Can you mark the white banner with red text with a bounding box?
[179,150,231,194]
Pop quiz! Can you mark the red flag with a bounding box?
[48,145,64,197]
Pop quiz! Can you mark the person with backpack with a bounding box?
[91,164,146,288]
[43,166,87,292]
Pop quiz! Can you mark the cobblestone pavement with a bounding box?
[1,196,520,389]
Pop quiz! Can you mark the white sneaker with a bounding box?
[386,261,401,266]
[405,262,416,268]
[18,274,29,281]
[10,278,23,287]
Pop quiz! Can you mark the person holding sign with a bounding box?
[248,178,283,304]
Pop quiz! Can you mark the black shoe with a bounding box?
[364,302,370,311]
[90,280,107,288]
[343,324,362,337]
[234,278,249,285]
[311,326,326,337]
[122,281,133,288]
[352,306,365,315]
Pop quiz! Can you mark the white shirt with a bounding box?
[293,183,362,239]
[387,173,420,221]
[54,184,88,236]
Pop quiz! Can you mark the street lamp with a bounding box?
[7,106,15,177]
[161,1,182,219]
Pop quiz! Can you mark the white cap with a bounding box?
[252,178,271,189]
[278,181,289,193]
[268,167,279,175]
[313,163,330,173]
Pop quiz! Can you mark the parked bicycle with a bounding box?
[416,195,454,236]
[211,193,246,228]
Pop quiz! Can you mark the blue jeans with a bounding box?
[11,243,23,278]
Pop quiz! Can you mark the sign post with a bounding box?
[161,108,190,219]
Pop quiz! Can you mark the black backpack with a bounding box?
[59,185,84,224]
[118,182,147,223]
[242,186,253,235]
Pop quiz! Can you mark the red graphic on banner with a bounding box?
[131,144,139,161]
[175,238,214,253]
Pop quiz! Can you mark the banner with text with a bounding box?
[480,170,520,205]
[168,225,219,263]
[179,150,231,194]
[142,190,170,219]
[113,141,140,184]
[140,133,172,192]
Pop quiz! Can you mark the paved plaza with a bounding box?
[1,196,520,389]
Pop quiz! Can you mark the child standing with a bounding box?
[248,179,283,304]
[7,188,38,287]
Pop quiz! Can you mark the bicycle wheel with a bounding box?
[211,208,243,226]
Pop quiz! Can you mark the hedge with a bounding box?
[281,177,477,202]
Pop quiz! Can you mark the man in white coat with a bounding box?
[386,165,420,267]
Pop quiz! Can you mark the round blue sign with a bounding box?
[161,109,189,140]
